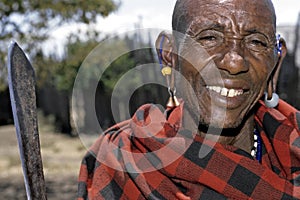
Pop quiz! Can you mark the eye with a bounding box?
[250,39,267,47]
[195,30,223,49]
[198,36,217,41]
[244,34,270,52]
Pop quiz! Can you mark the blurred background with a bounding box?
[0,0,299,199]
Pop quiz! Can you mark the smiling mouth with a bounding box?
[206,86,245,98]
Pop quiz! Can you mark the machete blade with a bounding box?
[7,41,47,200]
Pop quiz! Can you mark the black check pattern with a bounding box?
[78,100,300,199]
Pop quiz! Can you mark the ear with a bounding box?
[155,31,177,69]
[272,37,287,91]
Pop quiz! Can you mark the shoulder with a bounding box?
[256,99,300,132]
[88,103,167,151]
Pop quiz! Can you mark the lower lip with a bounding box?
[205,89,249,109]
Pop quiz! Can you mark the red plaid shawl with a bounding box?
[78,100,300,199]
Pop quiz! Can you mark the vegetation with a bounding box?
[0,0,119,90]
[0,0,167,134]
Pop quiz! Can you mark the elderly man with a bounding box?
[78,0,300,199]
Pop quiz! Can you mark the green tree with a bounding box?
[64,34,138,133]
[0,0,119,90]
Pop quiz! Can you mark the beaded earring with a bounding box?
[276,34,282,57]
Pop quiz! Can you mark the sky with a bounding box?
[95,0,300,33]
[47,0,300,56]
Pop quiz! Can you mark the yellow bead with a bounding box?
[161,66,172,76]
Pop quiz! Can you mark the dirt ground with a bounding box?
[0,117,89,199]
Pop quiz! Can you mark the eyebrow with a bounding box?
[243,27,276,41]
[204,23,225,31]
[244,28,263,34]
[187,21,225,35]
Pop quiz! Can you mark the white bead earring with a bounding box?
[264,92,279,108]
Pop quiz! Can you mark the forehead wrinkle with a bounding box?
[187,5,275,39]
[186,8,232,34]
[187,13,239,38]
[173,0,276,33]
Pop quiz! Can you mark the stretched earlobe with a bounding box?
[155,32,179,108]
[272,36,287,92]
[264,78,279,108]
[264,36,287,108]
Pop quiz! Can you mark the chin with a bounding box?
[219,119,244,129]
[185,98,251,130]
[197,104,249,129]
[199,115,244,129]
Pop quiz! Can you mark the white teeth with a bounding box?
[214,86,221,93]
[221,88,228,96]
[228,89,235,97]
[206,86,244,97]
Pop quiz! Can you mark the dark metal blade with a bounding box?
[7,41,47,200]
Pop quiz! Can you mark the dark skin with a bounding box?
[157,0,287,153]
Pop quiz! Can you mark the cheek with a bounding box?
[179,58,199,84]
[246,52,277,101]
[249,54,276,85]
[177,60,204,105]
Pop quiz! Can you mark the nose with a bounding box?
[218,40,249,75]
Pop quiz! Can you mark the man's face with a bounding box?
[176,0,278,128]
